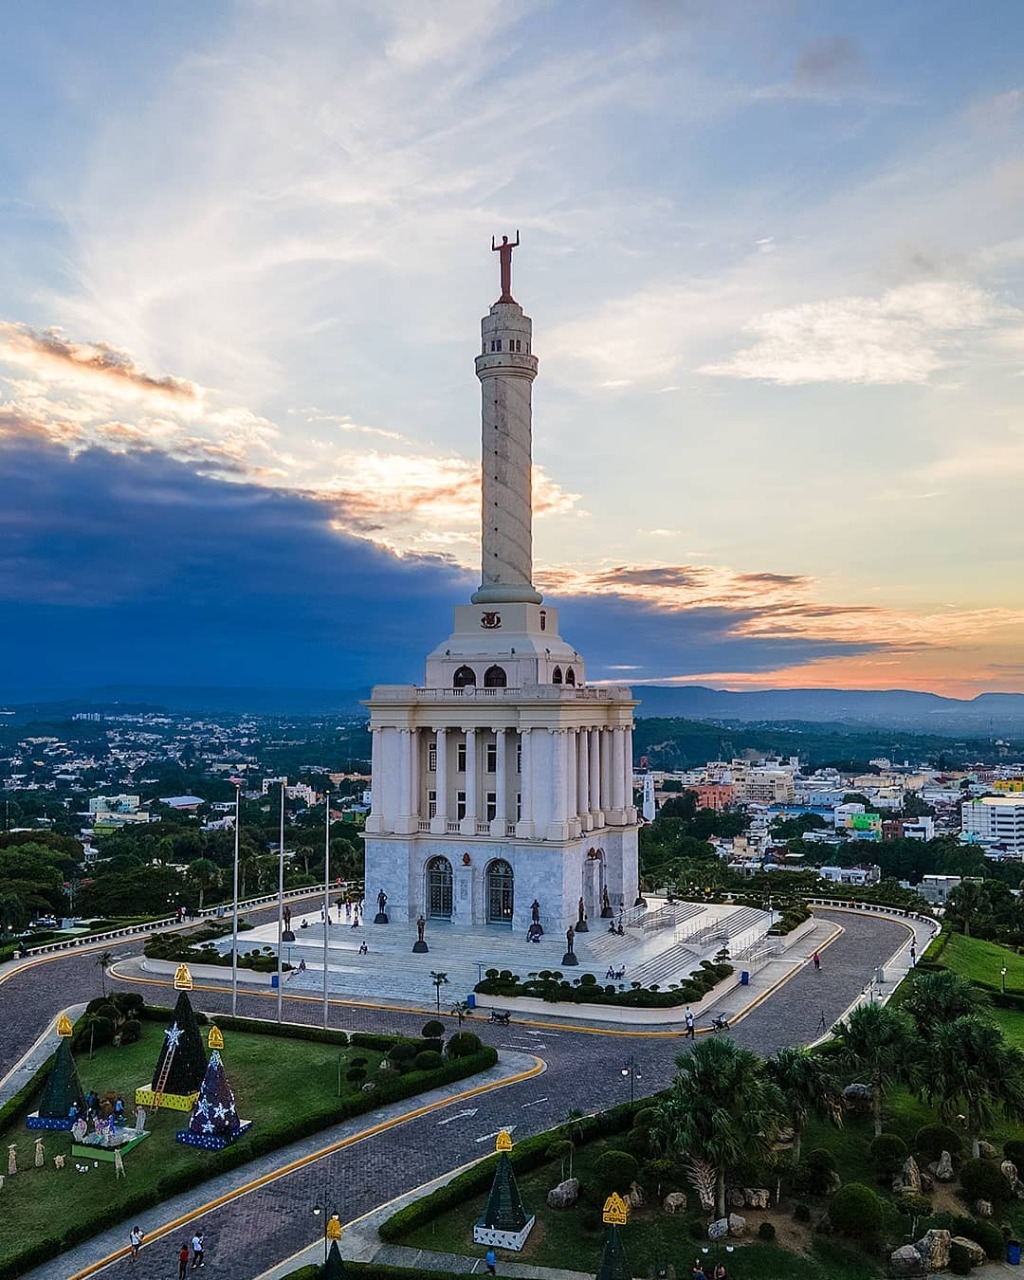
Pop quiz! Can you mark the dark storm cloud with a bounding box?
[0,438,883,695]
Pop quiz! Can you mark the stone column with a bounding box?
[492,728,508,837]
[610,727,626,819]
[516,728,534,838]
[589,727,602,825]
[566,729,579,837]
[577,729,591,831]
[547,730,570,841]
[461,728,478,834]
[624,725,635,820]
[409,727,420,819]
[365,727,384,834]
[430,728,448,834]
[600,728,613,814]
[396,728,414,834]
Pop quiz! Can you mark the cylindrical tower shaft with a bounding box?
[472,301,542,605]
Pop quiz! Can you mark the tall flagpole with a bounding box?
[276,779,286,1023]
[322,791,331,1030]
[231,781,240,1016]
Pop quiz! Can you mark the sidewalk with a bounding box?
[19,1050,540,1280]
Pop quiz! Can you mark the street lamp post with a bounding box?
[620,1054,641,1106]
[1002,965,1008,995]
[322,792,331,1030]
[311,1201,342,1263]
[277,779,286,1023]
[231,781,240,1016]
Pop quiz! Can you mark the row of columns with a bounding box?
[368,724,635,839]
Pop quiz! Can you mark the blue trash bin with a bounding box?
[466,993,476,1009]
[1008,1241,1021,1266]
[270,974,279,989]
[741,971,750,986]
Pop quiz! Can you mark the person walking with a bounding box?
[177,1242,190,1280]
[128,1226,143,1263]
[684,1006,695,1039]
[812,950,821,971]
[190,1230,205,1269]
[485,1245,497,1275]
[909,942,916,967]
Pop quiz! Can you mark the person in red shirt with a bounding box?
[177,1242,190,1280]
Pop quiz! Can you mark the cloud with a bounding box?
[701,282,1010,385]
[792,35,862,89]
[0,323,198,403]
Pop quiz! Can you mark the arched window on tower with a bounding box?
[565,667,576,686]
[483,665,507,688]
[453,666,476,689]
[552,666,563,685]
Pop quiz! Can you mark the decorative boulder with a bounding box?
[978,1141,998,1160]
[728,1188,746,1208]
[913,1229,952,1272]
[950,1237,986,1267]
[932,1151,955,1182]
[889,1244,925,1277]
[663,1192,687,1215]
[727,1213,747,1237]
[974,1199,993,1218]
[708,1218,729,1241]
[546,1178,579,1210]
[626,1181,645,1209]
[824,1170,842,1195]
[1002,1159,1019,1188]
[899,1157,923,1195]
[843,1083,873,1106]
[744,1187,771,1209]
[920,1171,934,1193]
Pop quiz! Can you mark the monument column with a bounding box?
[430,728,448,834]
[516,728,534,838]
[577,729,591,831]
[492,728,508,836]
[461,728,478,834]
[409,727,420,820]
[396,729,414,834]
[600,729,613,814]
[624,725,635,819]
[366,728,384,834]
[610,727,626,819]
[589,727,602,825]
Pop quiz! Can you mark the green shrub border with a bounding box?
[474,960,733,1009]
[0,1009,496,1280]
[378,1097,648,1243]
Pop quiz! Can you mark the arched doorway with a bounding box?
[426,855,453,919]
[486,858,514,925]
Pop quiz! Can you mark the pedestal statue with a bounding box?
[562,925,578,967]
[575,894,588,933]
[374,888,390,925]
[412,914,429,954]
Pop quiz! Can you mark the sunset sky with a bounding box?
[2,1,1023,699]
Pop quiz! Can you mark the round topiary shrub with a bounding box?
[119,1018,142,1045]
[870,1132,909,1178]
[758,1221,776,1241]
[387,1043,416,1066]
[828,1183,883,1237]
[959,1158,1007,1205]
[633,1108,658,1131]
[345,1067,367,1085]
[85,996,111,1015]
[446,1031,482,1059]
[546,1139,574,1162]
[414,1050,443,1072]
[593,1150,640,1200]
[896,1193,933,1217]
[798,1147,838,1196]
[916,1123,964,1161]
[951,1216,1004,1259]
[421,1020,444,1042]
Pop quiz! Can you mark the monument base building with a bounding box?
[363,240,639,935]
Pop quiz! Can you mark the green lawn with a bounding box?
[0,1023,381,1272]
[939,933,1024,992]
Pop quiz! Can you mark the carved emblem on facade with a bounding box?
[480,612,502,629]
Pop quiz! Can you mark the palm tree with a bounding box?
[904,970,987,1040]
[765,1046,843,1163]
[186,858,221,911]
[947,879,985,938]
[451,999,470,1028]
[652,1036,785,1218]
[430,971,449,1015]
[833,1003,917,1137]
[96,950,113,998]
[921,1014,1024,1157]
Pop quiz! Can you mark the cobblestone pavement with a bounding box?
[5,909,908,1280]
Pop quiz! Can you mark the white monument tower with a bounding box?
[363,238,640,933]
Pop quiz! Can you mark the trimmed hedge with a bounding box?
[379,1097,648,1243]
[0,1012,496,1280]
[474,959,733,1009]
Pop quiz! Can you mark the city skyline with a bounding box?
[2,2,1023,697]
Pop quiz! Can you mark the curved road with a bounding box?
[1,909,908,1279]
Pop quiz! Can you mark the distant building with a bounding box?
[159,795,204,812]
[918,874,961,905]
[961,794,1024,855]
[834,803,882,842]
[819,864,881,887]
[684,783,736,811]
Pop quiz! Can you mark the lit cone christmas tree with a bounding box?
[28,1017,86,1130]
[136,988,207,1112]
[176,1026,251,1150]
[596,1193,632,1280]
[472,1129,534,1251]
